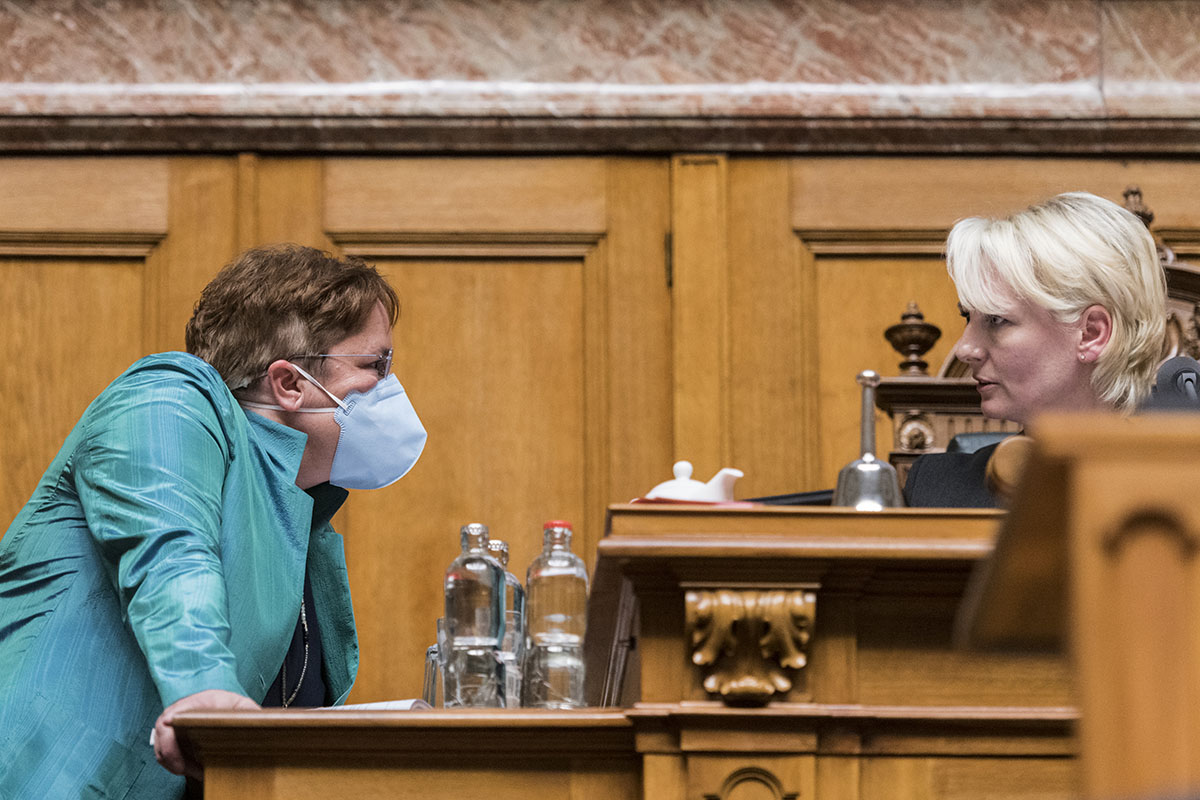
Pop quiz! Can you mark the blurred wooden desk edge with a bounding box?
[958,412,1200,800]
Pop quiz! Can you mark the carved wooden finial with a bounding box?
[884,302,941,376]
[1122,185,1175,263]
[1123,185,1154,228]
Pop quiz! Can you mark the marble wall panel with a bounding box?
[1,0,1100,85]
[0,0,1112,118]
[1101,0,1200,117]
[0,0,1197,152]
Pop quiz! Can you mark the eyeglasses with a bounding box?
[288,349,393,380]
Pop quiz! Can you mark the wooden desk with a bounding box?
[179,505,1078,799]
[177,710,637,800]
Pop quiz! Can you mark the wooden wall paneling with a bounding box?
[347,250,591,701]
[726,158,815,498]
[254,157,336,251]
[0,158,170,527]
[236,153,259,252]
[321,157,670,702]
[153,158,241,352]
[796,230,820,491]
[0,157,169,236]
[790,158,1200,232]
[0,255,149,524]
[811,251,961,489]
[670,155,730,483]
[583,229,612,553]
[601,159,673,507]
[325,157,609,234]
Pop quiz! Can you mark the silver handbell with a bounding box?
[833,370,904,511]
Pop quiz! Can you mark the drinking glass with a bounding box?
[499,610,524,707]
[442,615,503,708]
[421,618,446,706]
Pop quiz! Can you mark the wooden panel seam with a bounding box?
[670,154,730,477]
[330,231,603,259]
[795,229,949,256]
[236,153,260,251]
[0,231,166,258]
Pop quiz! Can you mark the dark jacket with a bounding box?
[903,442,1001,509]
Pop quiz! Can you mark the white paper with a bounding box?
[325,699,431,711]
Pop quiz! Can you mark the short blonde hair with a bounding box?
[946,191,1166,413]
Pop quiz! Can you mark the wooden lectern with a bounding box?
[961,412,1200,800]
[178,505,1077,799]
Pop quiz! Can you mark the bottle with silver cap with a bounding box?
[486,538,526,707]
[443,522,506,707]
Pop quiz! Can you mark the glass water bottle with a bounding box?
[486,538,526,707]
[443,523,506,707]
[523,520,588,708]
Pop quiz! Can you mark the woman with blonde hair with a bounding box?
[905,191,1167,507]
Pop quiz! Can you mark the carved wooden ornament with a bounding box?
[703,766,799,800]
[685,588,816,706]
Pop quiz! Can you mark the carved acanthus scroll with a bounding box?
[685,589,816,707]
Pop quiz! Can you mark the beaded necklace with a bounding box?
[280,599,309,708]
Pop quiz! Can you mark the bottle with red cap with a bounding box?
[522,520,588,708]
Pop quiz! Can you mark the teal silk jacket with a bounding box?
[0,353,359,799]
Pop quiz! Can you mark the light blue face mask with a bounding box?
[242,364,427,490]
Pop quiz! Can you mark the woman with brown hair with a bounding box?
[0,245,426,799]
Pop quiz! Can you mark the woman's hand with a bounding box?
[153,689,260,780]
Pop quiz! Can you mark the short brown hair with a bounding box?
[185,244,399,389]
